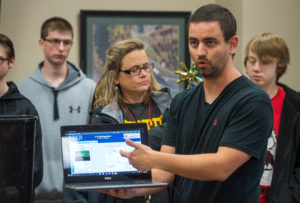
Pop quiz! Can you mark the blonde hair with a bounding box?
[244,32,290,82]
[92,40,161,109]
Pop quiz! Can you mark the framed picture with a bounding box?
[80,10,190,95]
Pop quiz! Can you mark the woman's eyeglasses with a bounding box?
[120,62,154,76]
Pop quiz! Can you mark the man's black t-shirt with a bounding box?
[163,76,273,203]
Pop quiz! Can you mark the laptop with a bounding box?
[60,123,168,191]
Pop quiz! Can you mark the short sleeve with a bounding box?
[162,96,180,147]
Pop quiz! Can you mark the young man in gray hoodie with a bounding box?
[18,17,96,203]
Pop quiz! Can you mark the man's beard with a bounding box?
[195,56,226,79]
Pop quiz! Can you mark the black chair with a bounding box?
[0,115,37,203]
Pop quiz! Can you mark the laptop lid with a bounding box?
[60,123,166,190]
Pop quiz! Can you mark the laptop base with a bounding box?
[65,181,168,191]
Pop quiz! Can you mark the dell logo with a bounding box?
[105,177,112,180]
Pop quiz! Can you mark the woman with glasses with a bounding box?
[88,39,171,203]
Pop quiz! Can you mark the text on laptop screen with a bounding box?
[65,129,143,176]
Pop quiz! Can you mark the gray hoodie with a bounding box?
[18,62,96,201]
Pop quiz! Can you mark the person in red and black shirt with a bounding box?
[245,32,300,203]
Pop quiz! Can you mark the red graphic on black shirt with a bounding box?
[213,119,217,127]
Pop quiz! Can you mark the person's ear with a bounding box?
[39,38,45,50]
[229,35,238,55]
[8,57,15,69]
[114,75,120,86]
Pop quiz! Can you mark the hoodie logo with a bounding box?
[69,106,81,113]
[213,119,217,127]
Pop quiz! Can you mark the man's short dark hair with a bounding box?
[0,33,15,61]
[40,17,73,39]
[188,4,237,42]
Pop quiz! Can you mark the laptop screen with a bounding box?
[61,123,151,184]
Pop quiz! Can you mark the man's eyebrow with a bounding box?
[188,37,198,41]
[188,37,218,41]
[203,37,218,41]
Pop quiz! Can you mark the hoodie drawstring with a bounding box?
[51,88,59,120]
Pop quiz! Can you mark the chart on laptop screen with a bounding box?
[66,130,141,175]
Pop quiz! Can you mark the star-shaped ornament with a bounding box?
[175,61,203,89]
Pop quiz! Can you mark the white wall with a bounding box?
[1,0,300,91]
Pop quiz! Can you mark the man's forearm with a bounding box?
[151,146,251,181]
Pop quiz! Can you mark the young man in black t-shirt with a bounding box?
[101,4,273,203]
